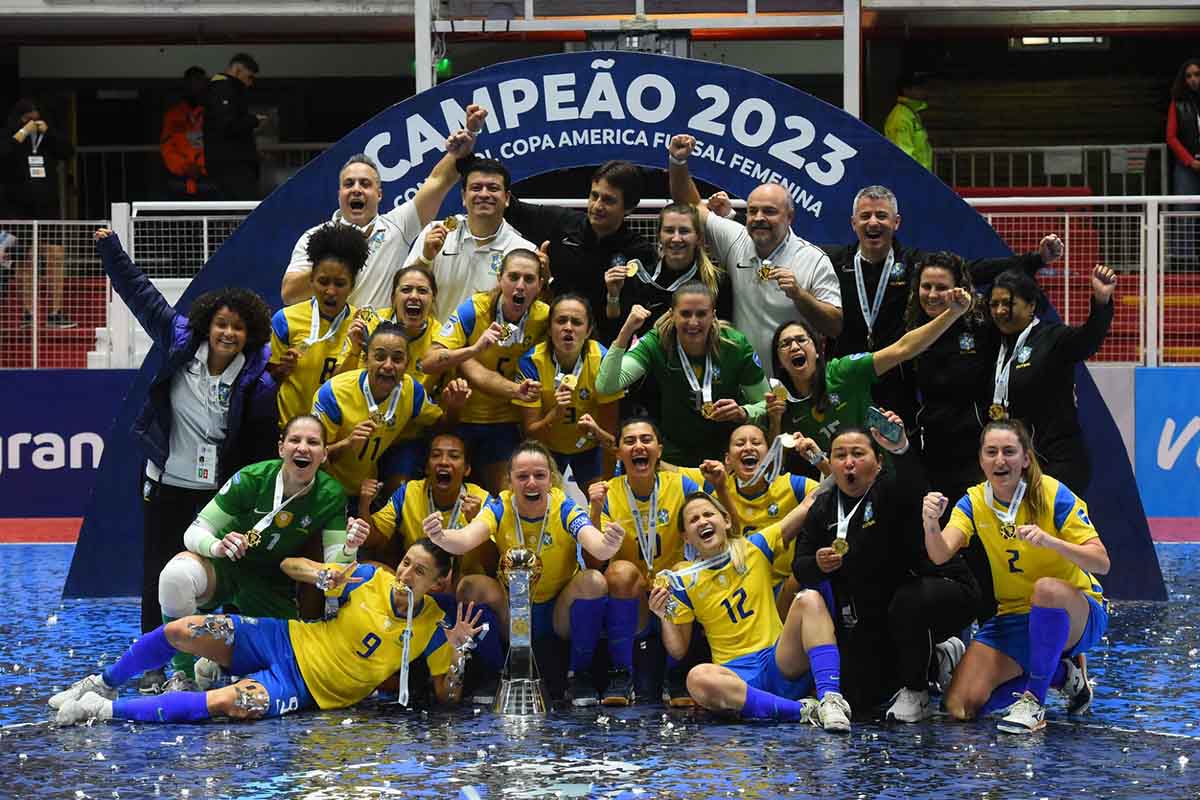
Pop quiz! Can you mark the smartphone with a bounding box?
[865,406,903,444]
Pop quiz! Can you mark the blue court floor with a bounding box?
[2,543,1199,799]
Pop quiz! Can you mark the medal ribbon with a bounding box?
[623,476,659,573]
[736,436,788,490]
[983,478,1027,532]
[852,248,895,345]
[637,258,698,292]
[250,468,316,537]
[334,210,378,236]
[769,377,808,405]
[396,584,415,706]
[360,371,402,425]
[675,337,714,408]
[662,549,732,592]
[510,493,552,558]
[427,482,466,531]
[834,491,869,547]
[552,348,585,389]
[303,296,351,348]
[992,318,1039,411]
[495,294,532,348]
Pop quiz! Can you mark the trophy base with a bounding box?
[494,677,549,716]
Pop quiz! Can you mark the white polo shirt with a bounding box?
[404,215,535,320]
[705,213,841,374]
[286,201,424,310]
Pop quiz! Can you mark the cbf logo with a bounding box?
[657,508,670,526]
[959,332,975,352]
[890,261,906,280]
[1017,346,1033,364]
[863,502,874,523]
[368,228,386,255]
[490,252,503,276]
[767,503,779,517]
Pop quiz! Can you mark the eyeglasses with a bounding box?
[777,335,809,350]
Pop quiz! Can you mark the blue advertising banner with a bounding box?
[0,370,134,517]
[1135,367,1200,518]
[66,51,1163,600]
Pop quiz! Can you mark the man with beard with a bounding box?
[667,134,843,373]
[403,157,535,320]
[281,105,488,310]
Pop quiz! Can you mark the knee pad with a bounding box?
[158,556,209,619]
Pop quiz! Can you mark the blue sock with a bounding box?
[1027,606,1071,703]
[475,605,504,672]
[980,675,1027,715]
[605,598,639,671]
[102,626,176,688]
[741,685,811,721]
[568,596,608,673]
[807,643,841,700]
[113,691,211,723]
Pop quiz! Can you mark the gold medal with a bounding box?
[999,522,1016,540]
[559,373,578,392]
[988,403,1007,421]
[831,537,849,556]
[369,410,386,426]
[701,402,715,419]
[779,433,796,450]
[625,259,641,278]
[244,530,262,549]
[442,215,459,231]
[355,305,378,323]
[757,265,771,281]
[294,341,310,355]
[499,322,514,341]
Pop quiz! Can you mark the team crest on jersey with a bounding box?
[716,573,728,587]
[275,511,294,528]
[959,333,975,351]
[216,383,232,408]
[611,253,627,267]
[863,502,874,524]
[768,503,779,517]
[890,262,906,279]
[657,508,671,526]
[579,387,591,401]
[829,393,841,405]
[1017,345,1033,364]
[368,229,386,254]
[542,532,554,549]
[490,253,503,276]
[712,365,722,379]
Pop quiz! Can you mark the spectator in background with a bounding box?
[161,66,213,201]
[0,98,76,329]
[203,53,264,201]
[884,73,933,172]
[1167,57,1200,268]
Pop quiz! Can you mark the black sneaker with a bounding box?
[1058,654,1093,715]
[471,674,500,706]
[601,667,634,707]
[137,667,167,695]
[662,672,694,708]
[47,310,77,329]
[565,670,599,707]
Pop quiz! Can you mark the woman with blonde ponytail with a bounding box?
[923,419,1110,736]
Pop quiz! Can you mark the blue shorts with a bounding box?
[432,591,457,619]
[532,599,557,641]
[554,448,603,489]
[227,615,314,718]
[972,595,1109,673]
[378,438,428,480]
[457,422,520,467]
[722,644,814,700]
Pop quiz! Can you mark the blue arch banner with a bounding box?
[65,51,1164,600]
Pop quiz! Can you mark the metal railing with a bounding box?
[933,144,1170,197]
[3,195,1197,369]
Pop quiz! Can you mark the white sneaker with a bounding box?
[934,636,965,693]
[55,691,114,726]
[161,672,200,694]
[194,658,230,691]
[795,697,820,723]
[816,691,851,733]
[997,690,1046,734]
[49,674,116,710]
[1058,655,1093,715]
[886,688,932,723]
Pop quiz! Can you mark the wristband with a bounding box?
[417,254,433,267]
[668,155,688,166]
[201,533,224,558]
[607,293,621,305]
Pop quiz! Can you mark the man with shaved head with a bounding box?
[667,134,842,374]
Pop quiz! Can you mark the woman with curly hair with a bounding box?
[94,227,278,693]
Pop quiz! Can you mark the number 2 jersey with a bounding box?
[667,522,787,665]
[288,564,452,710]
[949,475,1105,616]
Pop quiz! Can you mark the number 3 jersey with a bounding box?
[514,340,624,455]
[288,564,452,710]
[202,459,349,574]
[667,522,786,665]
[949,475,1104,616]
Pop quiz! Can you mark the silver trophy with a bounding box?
[493,548,549,715]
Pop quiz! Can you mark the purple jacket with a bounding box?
[96,233,277,483]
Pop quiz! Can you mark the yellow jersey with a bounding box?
[313,369,443,494]
[948,476,1105,616]
[478,487,592,603]
[668,522,786,665]
[599,471,702,577]
[352,308,444,398]
[372,478,493,577]
[727,473,818,584]
[433,292,549,425]
[288,564,452,709]
[271,300,358,427]
[514,340,624,454]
